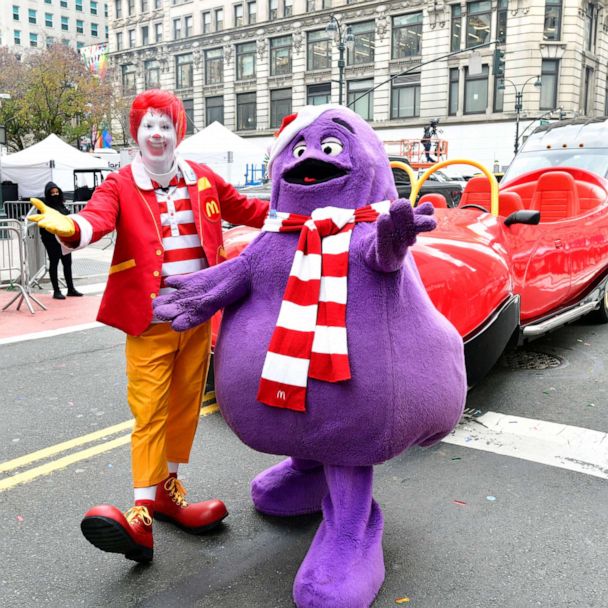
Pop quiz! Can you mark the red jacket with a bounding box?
[72,158,268,335]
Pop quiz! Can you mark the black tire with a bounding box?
[590,290,608,323]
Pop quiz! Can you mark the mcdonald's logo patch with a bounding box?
[198,177,212,191]
[205,199,220,221]
[276,390,286,401]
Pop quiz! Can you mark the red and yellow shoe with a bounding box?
[154,474,228,534]
[80,501,154,563]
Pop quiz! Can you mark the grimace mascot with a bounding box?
[155,104,467,608]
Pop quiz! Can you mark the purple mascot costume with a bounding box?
[155,105,467,607]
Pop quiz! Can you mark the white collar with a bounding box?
[131,153,197,190]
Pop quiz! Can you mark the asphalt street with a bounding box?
[1,318,607,608]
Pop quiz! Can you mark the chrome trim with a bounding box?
[522,301,599,337]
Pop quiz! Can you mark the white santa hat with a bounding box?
[267,103,343,178]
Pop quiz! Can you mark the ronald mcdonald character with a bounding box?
[153,104,467,607]
[28,89,268,563]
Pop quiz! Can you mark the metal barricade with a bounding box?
[0,217,47,314]
[24,209,48,290]
[3,200,34,221]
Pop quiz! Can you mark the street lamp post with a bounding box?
[325,15,354,105]
[498,76,542,155]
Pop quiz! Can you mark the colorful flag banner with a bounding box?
[79,43,109,79]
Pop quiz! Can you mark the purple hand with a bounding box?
[153,255,251,331]
[362,200,436,273]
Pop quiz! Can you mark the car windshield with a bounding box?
[502,148,608,185]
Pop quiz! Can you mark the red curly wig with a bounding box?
[129,89,187,144]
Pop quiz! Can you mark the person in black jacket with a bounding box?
[40,181,83,299]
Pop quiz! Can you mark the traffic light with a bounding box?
[493,47,506,78]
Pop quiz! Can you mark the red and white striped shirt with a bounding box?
[152,172,207,322]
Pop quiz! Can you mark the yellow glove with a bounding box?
[28,198,76,237]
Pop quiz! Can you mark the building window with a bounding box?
[496,0,508,44]
[91,1,99,15]
[127,0,135,15]
[450,5,461,51]
[14,30,21,45]
[585,2,597,51]
[270,35,292,76]
[12,5,20,21]
[176,53,193,89]
[141,25,149,45]
[283,0,293,17]
[116,31,123,50]
[76,0,83,10]
[583,66,594,115]
[115,0,122,18]
[322,0,331,7]
[464,65,488,113]
[77,19,84,34]
[60,0,68,7]
[392,13,423,59]
[391,73,420,118]
[307,82,331,105]
[183,99,195,135]
[205,48,224,84]
[234,4,243,27]
[493,71,504,112]
[28,9,37,24]
[449,67,459,115]
[215,8,223,30]
[466,1,491,49]
[140,0,149,11]
[348,79,373,120]
[173,18,182,39]
[154,0,161,8]
[47,36,55,48]
[540,59,558,109]
[155,22,163,42]
[270,88,292,128]
[45,13,53,27]
[128,29,135,46]
[307,30,331,71]
[206,96,224,125]
[236,42,256,80]
[202,11,211,33]
[122,64,137,95]
[307,0,315,10]
[544,0,561,41]
[269,0,278,20]
[144,59,160,88]
[30,32,38,47]
[347,21,375,66]
[237,92,257,130]
[248,2,256,24]
[184,15,193,37]
[61,16,69,31]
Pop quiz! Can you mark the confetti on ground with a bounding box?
[587,403,596,408]
[486,496,496,501]
[395,597,411,604]
[452,500,467,506]
[451,457,461,461]
[16,515,24,522]
[464,436,472,442]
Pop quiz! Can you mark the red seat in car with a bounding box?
[458,176,490,208]
[530,171,580,221]
[498,191,524,217]
[418,193,448,208]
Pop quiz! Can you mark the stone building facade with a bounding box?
[108,0,608,166]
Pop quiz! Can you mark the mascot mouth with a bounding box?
[283,159,348,185]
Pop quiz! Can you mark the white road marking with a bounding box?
[443,411,608,479]
[0,322,103,345]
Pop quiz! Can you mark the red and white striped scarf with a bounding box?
[257,201,391,412]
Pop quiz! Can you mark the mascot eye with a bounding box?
[293,143,307,158]
[321,138,343,156]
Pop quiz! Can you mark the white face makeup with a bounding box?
[136,109,177,174]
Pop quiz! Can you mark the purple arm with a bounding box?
[361,200,436,273]
[153,254,251,331]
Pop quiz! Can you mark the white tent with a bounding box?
[0,133,108,198]
[177,122,266,186]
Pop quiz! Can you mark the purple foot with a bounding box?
[293,465,385,608]
[250,458,328,516]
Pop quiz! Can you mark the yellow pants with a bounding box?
[125,321,211,488]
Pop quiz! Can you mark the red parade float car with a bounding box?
[213,118,608,386]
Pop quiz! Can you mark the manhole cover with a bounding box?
[502,350,563,370]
